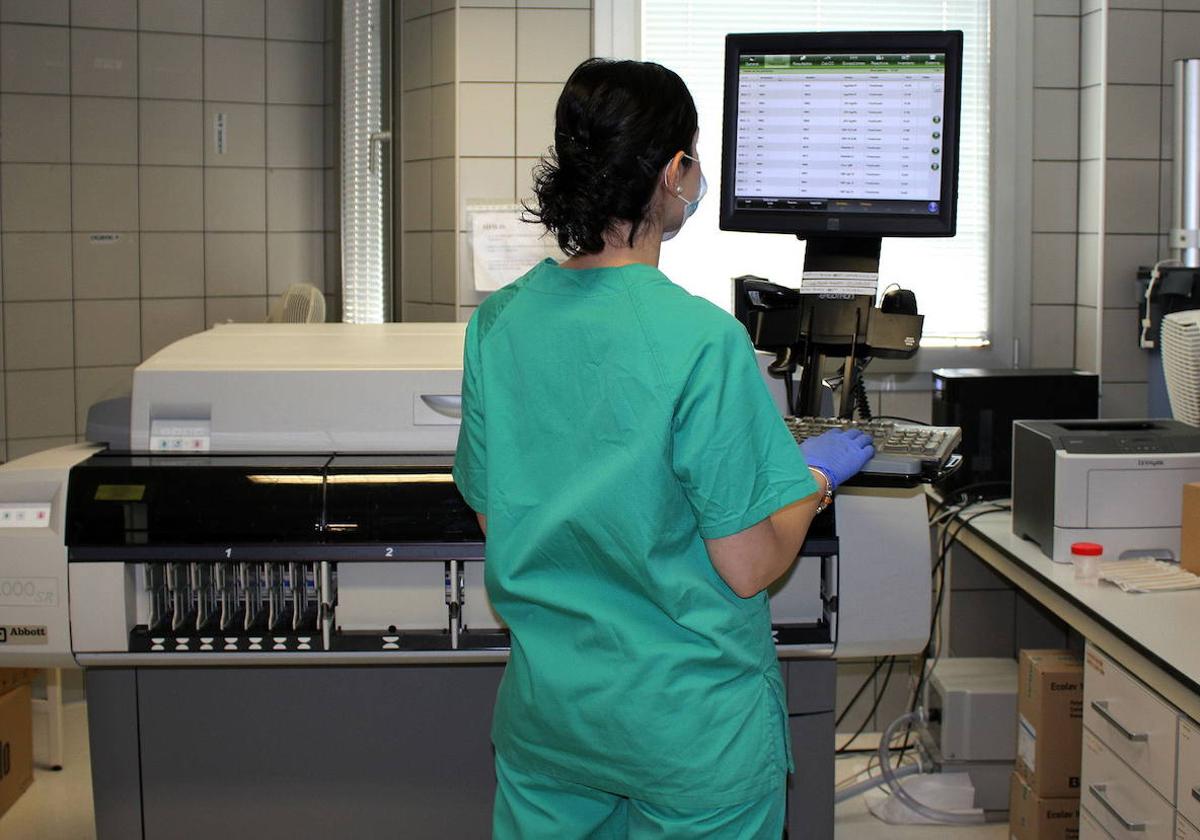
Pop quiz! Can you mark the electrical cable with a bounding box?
[833,656,889,728]
[836,655,896,754]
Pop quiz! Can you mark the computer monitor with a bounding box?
[719,30,963,241]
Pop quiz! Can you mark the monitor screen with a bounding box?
[720,31,963,238]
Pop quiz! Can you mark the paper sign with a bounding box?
[799,270,879,296]
[468,203,561,292]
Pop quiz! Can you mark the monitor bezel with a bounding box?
[719,30,964,238]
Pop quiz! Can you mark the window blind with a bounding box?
[641,0,992,346]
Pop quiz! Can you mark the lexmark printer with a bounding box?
[0,322,932,839]
[1012,419,1200,563]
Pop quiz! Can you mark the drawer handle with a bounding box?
[1088,784,1147,832]
[1193,785,1200,804]
[1090,700,1150,742]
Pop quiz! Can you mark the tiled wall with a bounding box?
[1073,0,1200,417]
[0,0,338,461]
[397,0,590,323]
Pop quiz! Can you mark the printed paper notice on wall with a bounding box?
[467,202,562,292]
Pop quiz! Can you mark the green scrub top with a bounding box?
[453,258,818,809]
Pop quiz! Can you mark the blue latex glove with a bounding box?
[799,428,875,491]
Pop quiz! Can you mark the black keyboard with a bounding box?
[785,416,962,478]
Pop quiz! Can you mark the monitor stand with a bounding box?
[794,236,882,418]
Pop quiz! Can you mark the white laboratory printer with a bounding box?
[0,321,932,840]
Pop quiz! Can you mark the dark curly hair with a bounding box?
[526,58,699,256]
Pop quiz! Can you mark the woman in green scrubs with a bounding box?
[453,58,874,839]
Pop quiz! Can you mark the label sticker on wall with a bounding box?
[215,112,227,155]
[89,233,121,244]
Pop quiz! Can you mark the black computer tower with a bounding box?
[931,368,1099,492]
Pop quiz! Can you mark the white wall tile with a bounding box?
[1033,88,1079,164]
[1077,158,1101,233]
[5,302,73,369]
[401,0,430,20]
[459,8,515,82]
[71,97,138,165]
[267,0,324,41]
[0,24,69,94]
[517,86,561,169]
[138,0,202,33]
[267,232,323,293]
[75,365,134,434]
[458,158,516,230]
[431,0,454,11]
[401,15,431,90]
[1105,158,1159,233]
[0,95,70,163]
[1075,305,1099,370]
[141,297,204,357]
[140,99,203,165]
[1080,11,1103,88]
[139,32,202,99]
[267,40,323,104]
[141,232,204,296]
[72,165,139,232]
[1077,233,1099,307]
[205,167,266,230]
[267,168,322,231]
[72,0,137,29]
[879,391,933,425]
[431,230,455,304]
[0,0,68,25]
[73,232,139,298]
[1106,10,1163,84]
[1036,0,1080,11]
[206,295,267,325]
[0,164,70,230]
[1031,304,1077,367]
[1161,158,1173,235]
[2,233,72,300]
[1103,233,1158,308]
[431,157,455,230]
[1032,232,1077,304]
[72,28,137,97]
[1106,85,1161,159]
[431,84,455,158]
[431,10,455,86]
[204,232,266,295]
[1079,85,1101,160]
[1101,381,1148,417]
[403,160,433,231]
[205,36,266,102]
[1032,160,1079,233]
[7,369,75,438]
[517,9,589,83]
[516,155,540,204]
[403,88,432,161]
[204,0,264,37]
[139,166,203,230]
[1162,13,1200,84]
[1101,305,1150,380]
[205,102,266,166]
[75,300,140,366]
[266,105,322,165]
[459,84,515,156]
[402,231,433,303]
[1034,15,1080,88]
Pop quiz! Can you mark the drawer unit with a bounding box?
[1179,814,1200,840]
[1083,728,1175,840]
[1181,719,1200,830]
[1082,806,1115,839]
[1085,645,1180,801]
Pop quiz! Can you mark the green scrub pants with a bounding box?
[493,753,786,839]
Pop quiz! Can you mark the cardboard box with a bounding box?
[1009,772,1079,840]
[0,683,33,820]
[0,668,38,696]
[1016,649,1083,798]
[1183,482,1200,576]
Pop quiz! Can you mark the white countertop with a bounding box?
[957,505,1200,700]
